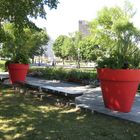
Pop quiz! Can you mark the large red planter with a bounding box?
[8,63,29,84]
[97,68,140,112]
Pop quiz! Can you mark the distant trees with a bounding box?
[53,32,82,66]
[53,35,69,64]
[53,3,139,68]
[79,36,100,62]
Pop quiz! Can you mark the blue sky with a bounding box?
[32,0,140,40]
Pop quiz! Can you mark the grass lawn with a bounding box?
[0,86,140,140]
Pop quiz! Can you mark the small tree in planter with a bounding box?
[2,23,49,84]
[90,6,140,112]
[0,0,58,83]
[2,24,29,84]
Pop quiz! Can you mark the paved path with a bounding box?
[0,72,9,81]
[75,88,140,124]
[0,73,97,97]
[25,77,140,124]
[26,77,96,97]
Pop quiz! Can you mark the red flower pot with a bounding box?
[8,63,29,84]
[97,68,140,112]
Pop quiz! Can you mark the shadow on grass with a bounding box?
[0,90,140,140]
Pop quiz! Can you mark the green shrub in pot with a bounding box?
[96,21,140,69]
[89,6,140,112]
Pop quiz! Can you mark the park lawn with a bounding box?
[0,86,140,140]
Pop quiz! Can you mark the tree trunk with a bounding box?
[62,59,65,65]
[76,59,80,68]
[31,56,34,64]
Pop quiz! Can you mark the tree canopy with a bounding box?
[0,0,59,29]
[89,6,140,68]
[1,23,49,63]
[0,0,57,63]
[53,32,82,64]
[53,35,72,64]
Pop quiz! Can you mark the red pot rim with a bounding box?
[8,63,29,66]
[97,68,140,81]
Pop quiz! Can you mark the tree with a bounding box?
[24,28,49,63]
[88,6,130,61]
[90,6,128,50]
[53,32,83,67]
[0,0,59,29]
[61,37,72,61]
[89,6,140,68]
[53,35,70,64]
[1,23,49,63]
[79,36,102,62]
[70,32,82,68]
[0,0,58,64]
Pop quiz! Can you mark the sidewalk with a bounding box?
[26,77,98,97]
[0,73,98,97]
[75,91,140,124]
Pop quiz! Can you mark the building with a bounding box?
[79,20,90,37]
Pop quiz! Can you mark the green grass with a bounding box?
[0,86,140,140]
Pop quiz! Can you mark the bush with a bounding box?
[0,60,6,72]
[28,67,97,84]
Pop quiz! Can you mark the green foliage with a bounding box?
[0,60,6,72]
[0,26,6,42]
[70,32,82,60]
[0,0,57,65]
[1,23,29,63]
[79,36,103,62]
[89,6,140,69]
[29,67,97,82]
[61,37,72,59]
[53,35,68,59]
[53,32,82,63]
[67,69,82,81]
[24,28,49,59]
[1,23,49,64]
[0,0,59,30]
[53,35,74,62]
